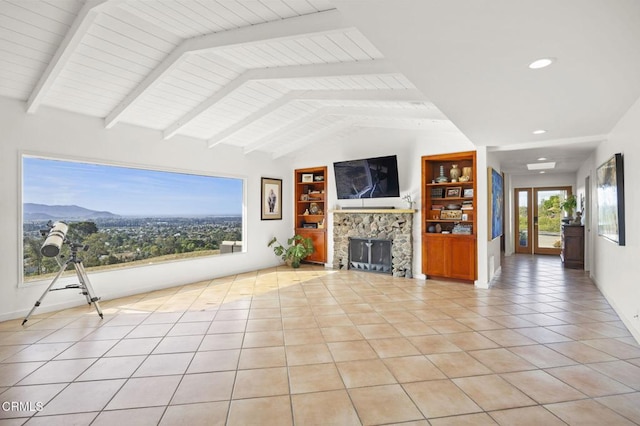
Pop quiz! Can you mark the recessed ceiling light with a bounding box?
[527,162,556,170]
[540,171,546,174]
[532,129,546,135]
[537,157,547,161]
[528,58,555,69]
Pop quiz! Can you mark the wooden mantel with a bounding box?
[331,209,417,214]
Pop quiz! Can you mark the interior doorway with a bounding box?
[514,186,572,255]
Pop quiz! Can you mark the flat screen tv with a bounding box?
[334,155,400,199]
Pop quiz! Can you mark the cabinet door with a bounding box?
[298,229,326,263]
[448,236,476,280]
[423,235,447,277]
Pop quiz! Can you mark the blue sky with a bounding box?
[23,157,243,216]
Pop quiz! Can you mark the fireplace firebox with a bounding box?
[348,238,392,274]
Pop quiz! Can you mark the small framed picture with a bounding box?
[463,188,474,198]
[446,187,462,198]
[301,174,314,183]
[461,213,469,221]
[261,177,282,220]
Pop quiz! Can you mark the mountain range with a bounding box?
[23,203,119,220]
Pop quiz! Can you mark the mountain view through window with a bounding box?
[22,156,244,282]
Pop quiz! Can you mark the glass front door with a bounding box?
[534,188,570,255]
[515,189,531,254]
[515,186,572,255]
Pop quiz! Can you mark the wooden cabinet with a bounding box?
[561,225,584,269]
[422,234,476,280]
[421,151,477,282]
[294,166,327,264]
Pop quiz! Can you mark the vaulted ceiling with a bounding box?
[3,1,640,173]
[1,0,451,159]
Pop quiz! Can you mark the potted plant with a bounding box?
[560,194,577,222]
[268,234,314,268]
[518,230,528,246]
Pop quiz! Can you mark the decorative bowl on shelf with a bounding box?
[445,203,461,210]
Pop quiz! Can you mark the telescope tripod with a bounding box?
[22,243,103,326]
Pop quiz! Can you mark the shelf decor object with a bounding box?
[440,210,463,220]
[449,164,461,182]
[435,165,448,183]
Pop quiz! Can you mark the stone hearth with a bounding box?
[332,209,415,277]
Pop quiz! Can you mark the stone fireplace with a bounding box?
[332,209,415,277]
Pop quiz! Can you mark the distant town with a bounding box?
[23,209,242,279]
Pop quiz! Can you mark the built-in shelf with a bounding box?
[421,151,477,282]
[295,166,328,264]
[332,209,417,214]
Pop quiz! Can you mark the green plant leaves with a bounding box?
[268,234,314,266]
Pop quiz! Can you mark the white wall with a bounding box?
[584,97,640,342]
[577,156,595,271]
[483,150,502,287]
[509,173,577,189]
[0,98,292,321]
[290,126,477,281]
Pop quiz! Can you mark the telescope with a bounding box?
[40,221,69,258]
[24,220,102,325]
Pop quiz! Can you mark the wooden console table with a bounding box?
[561,225,584,269]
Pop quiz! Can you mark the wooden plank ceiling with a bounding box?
[0,0,448,157]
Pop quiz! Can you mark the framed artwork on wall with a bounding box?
[596,153,625,245]
[261,177,282,220]
[488,167,504,240]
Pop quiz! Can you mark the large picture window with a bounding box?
[22,155,244,282]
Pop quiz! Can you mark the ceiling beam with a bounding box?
[292,89,426,103]
[328,107,436,120]
[203,90,308,146]
[352,118,452,131]
[105,8,349,129]
[487,134,608,151]
[205,87,422,146]
[272,118,354,159]
[163,76,251,139]
[243,105,433,154]
[273,117,460,158]
[161,59,399,140]
[26,0,113,113]
[242,108,326,154]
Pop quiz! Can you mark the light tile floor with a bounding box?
[1,255,640,425]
